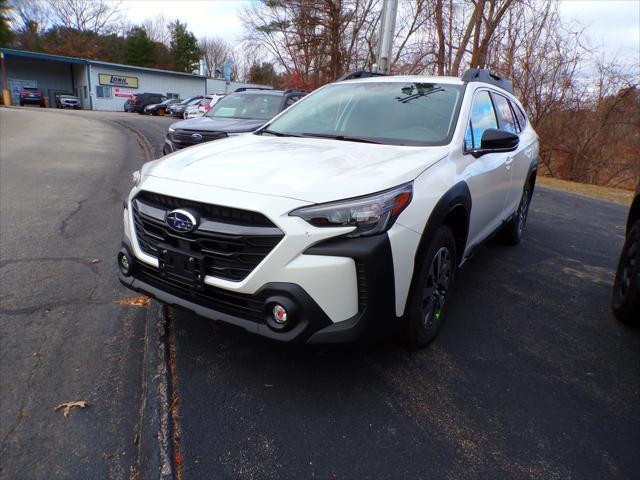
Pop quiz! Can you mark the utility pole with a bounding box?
[375,0,398,74]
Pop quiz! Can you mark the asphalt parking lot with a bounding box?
[1,107,638,479]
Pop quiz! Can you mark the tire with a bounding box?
[500,181,532,245]
[402,225,457,349]
[612,220,640,324]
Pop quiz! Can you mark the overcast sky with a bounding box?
[123,0,640,66]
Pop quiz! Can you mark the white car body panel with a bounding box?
[147,134,449,204]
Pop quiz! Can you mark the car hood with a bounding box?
[146,134,448,203]
[170,116,266,134]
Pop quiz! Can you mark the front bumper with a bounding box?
[119,189,397,343]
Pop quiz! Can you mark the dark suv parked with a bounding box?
[19,87,45,107]
[125,93,166,113]
[163,89,307,154]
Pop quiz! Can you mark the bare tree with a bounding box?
[199,36,237,79]
[141,14,172,46]
[48,0,123,34]
[241,0,381,88]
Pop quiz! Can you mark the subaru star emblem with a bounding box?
[191,133,203,142]
[165,209,198,233]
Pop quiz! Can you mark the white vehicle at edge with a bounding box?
[119,69,538,348]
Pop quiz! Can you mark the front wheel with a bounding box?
[612,220,640,324]
[402,225,457,349]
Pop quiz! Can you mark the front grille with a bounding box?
[138,263,264,322]
[171,129,227,148]
[132,191,283,282]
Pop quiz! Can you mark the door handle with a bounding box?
[505,157,514,166]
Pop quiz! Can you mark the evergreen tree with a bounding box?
[0,0,14,47]
[124,27,157,67]
[169,21,200,73]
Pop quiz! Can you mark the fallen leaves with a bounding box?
[55,401,88,418]
[114,295,149,308]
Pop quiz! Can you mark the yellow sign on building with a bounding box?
[98,74,139,89]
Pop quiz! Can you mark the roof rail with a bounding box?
[233,87,273,92]
[462,68,513,93]
[337,71,387,81]
[283,88,309,94]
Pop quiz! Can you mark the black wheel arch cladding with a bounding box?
[419,181,472,268]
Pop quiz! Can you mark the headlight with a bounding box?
[290,182,413,237]
[132,160,157,187]
[168,127,176,133]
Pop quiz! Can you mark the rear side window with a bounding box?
[465,90,498,150]
[285,95,301,108]
[512,102,527,131]
[491,93,518,134]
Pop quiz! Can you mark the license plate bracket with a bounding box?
[157,244,205,290]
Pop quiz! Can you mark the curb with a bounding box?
[136,299,174,480]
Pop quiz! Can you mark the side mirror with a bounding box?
[479,128,519,152]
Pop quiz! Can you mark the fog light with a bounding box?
[118,250,134,276]
[272,304,288,324]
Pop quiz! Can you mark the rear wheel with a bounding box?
[402,226,457,349]
[500,181,532,245]
[612,220,640,324]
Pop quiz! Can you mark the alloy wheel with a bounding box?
[518,186,531,234]
[421,247,452,330]
[619,237,638,299]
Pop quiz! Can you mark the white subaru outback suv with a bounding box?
[118,68,538,348]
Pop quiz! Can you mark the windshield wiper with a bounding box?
[261,128,302,137]
[299,132,382,144]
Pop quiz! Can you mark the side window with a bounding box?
[285,95,300,108]
[512,102,527,131]
[96,86,111,98]
[465,90,498,150]
[491,93,518,134]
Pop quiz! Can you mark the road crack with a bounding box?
[0,330,49,455]
[59,199,87,236]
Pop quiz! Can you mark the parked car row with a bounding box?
[162,88,307,154]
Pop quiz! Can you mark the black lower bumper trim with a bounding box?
[119,230,397,343]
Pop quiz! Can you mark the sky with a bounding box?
[123,0,640,66]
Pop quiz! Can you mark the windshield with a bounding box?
[205,93,282,120]
[266,82,463,146]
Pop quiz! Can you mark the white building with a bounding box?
[0,48,269,111]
